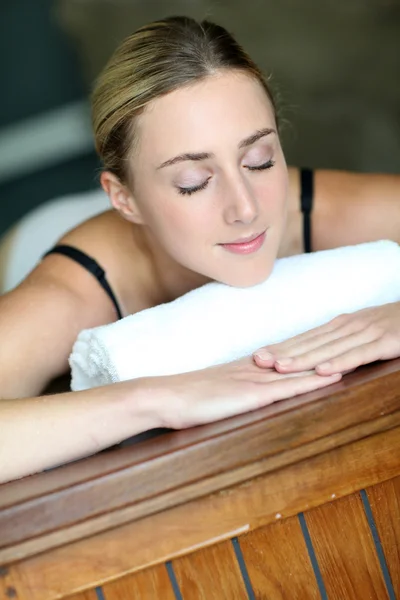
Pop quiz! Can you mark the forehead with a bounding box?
[135,71,276,160]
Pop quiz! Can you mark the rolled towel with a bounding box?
[70,240,400,391]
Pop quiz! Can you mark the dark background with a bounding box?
[1,0,399,237]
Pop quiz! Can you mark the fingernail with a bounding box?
[276,357,293,367]
[254,350,273,361]
[318,362,331,371]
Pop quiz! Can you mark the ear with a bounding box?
[100,171,145,224]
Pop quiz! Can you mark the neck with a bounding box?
[138,226,212,303]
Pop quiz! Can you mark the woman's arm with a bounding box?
[0,379,161,483]
[0,256,118,400]
[0,248,161,482]
[0,356,342,484]
[281,168,400,256]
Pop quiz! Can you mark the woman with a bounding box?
[1,16,399,484]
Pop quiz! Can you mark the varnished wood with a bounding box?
[0,566,24,600]
[367,477,400,597]
[1,359,399,565]
[172,540,248,599]
[67,590,98,600]
[3,410,400,566]
[3,424,399,600]
[305,493,389,599]
[239,515,320,599]
[101,566,176,600]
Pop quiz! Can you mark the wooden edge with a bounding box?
[3,358,400,506]
[1,360,399,559]
[5,425,400,600]
[2,408,400,565]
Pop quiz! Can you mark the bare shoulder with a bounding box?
[279,168,400,257]
[51,210,149,317]
[313,170,400,250]
[0,211,147,398]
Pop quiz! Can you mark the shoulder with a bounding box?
[46,211,152,317]
[278,168,400,257]
[0,188,109,293]
[0,211,155,396]
[311,170,400,250]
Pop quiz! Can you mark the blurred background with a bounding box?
[1,0,399,237]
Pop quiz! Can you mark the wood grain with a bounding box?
[1,359,400,565]
[239,515,320,599]
[304,492,389,599]
[66,589,98,600]
[4,425,400,600]
[101,565,175,600]
[172,540,247,599]
[0,566,24,600]
[367,477,400,597]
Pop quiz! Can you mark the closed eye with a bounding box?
[245,159,275,171]
[177,158,275,196]
[177,177,211,196]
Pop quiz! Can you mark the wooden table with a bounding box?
[1,360,399,600]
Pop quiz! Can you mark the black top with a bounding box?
[43,173,313,318]
[43,244,123,320]
[300,167,314,253]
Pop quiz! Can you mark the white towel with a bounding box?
[70,240,400,391]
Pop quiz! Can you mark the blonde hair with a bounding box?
[92,15,278,184]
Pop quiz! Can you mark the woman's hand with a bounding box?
[252,301,400,376]
[140,357,342,430]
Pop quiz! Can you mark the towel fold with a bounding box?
[70,240,400,391]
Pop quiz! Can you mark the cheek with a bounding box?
[148,200,208,245]
[256,170,288,215]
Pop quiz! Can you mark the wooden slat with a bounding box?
[1,359,399,564]
[367,477,400,597]
[67,589,98,600]
[101,565,176,600]
[5,425,400,600]
[172,539,247,599]
[304,492,389,599]
[239,515,320,599]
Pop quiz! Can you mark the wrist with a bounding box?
[120,377,166,432]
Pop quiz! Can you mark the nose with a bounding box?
[222,175,259,225]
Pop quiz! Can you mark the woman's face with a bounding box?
[131,70,288,287]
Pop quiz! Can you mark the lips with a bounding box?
[220,230,267,255]
[224,231,265,245]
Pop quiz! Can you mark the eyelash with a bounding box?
[177,159,275,196]
[246,158,276,172]
[178,178,210,196]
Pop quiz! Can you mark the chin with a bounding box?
[216,262,275,288]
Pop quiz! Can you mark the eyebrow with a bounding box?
[156,127,276,169]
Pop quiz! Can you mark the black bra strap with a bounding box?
[300,168,314,253]
[43,244,123,320]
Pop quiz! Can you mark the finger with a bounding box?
[315,340,385,375]
[253,314,356,365]
[269,328,350,361]
[258,372,342,406]
[252,351,275,367]
[274,327,377,373]
[238,368,315,384]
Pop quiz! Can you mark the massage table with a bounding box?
[0,358,399,599]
